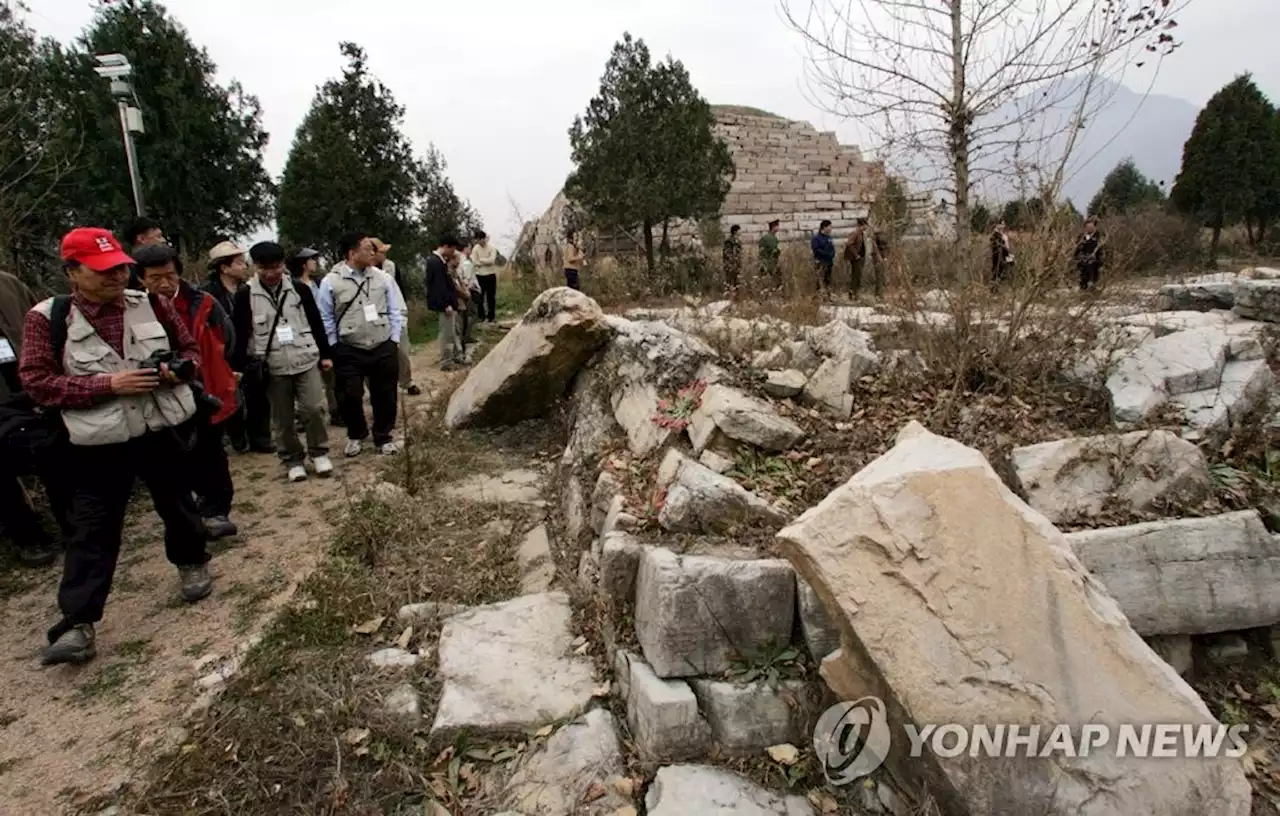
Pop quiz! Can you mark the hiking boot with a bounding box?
[178,565,213,603]
[312,455,334,477]
[42,624,96,666]
[16,541,58,568]
[344,439,363,457]
[288,465,308,483]
[378,441,401,456]
[203,516,238,539]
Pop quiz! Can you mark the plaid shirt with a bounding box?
[19,292,199,410]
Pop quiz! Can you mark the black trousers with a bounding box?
[225,374,272,450]
[190,420,234,518]
[564,269,580,290]
[816,260,833,290]
[49,430,209,643]
[0,477,56,551]
[1079,262,1101,291]
[478,274,497,321]
[333,340,399,446]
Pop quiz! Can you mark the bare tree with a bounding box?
[781,0,1187,248]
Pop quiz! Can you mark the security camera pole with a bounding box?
[94,53,146,216]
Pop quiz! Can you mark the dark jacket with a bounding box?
[230,278,332,372]
[201,271,238,323]
[1075,232,1103,267]
[426,252,457,313]
[176,280,235,363]
[811,232,835,266]
[0,271,37,400]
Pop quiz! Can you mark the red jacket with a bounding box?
[175,282,238,425]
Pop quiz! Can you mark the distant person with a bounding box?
[133,244,240,538]
[471,231,499,323]
[990,222,1013,286]
[457,242,482,347]
[317,233,404,457]
[426,236,464,371]
[289,247,340,424]
[844,217,887,300]
[723,224,743,290]
[122,217,166,292]
[235,242,334,482]
[811,219,835,293]
[371,238,419,398]
[1076,216,1104,291]
[562,232,584,291]
[758,219,781,286]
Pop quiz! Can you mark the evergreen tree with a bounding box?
[278,43,424,259]
[970,202,993,234]
[566,33,734,272]
[1088,158,1165,217]
[417,145,482,248]
[50,0,273,253]
[1171,74,1276,260]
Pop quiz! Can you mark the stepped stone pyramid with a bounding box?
[521,108,887,267]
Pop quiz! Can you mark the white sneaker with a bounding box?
[287,465,307,483]
[344,439,362,457]
[313,455,334,477]
[378,441,400,456]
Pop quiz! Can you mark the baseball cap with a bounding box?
[208,240,247,265]
[61,227,135,272]
[294,247,321,260]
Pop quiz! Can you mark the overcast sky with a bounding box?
[26,0,1280,251]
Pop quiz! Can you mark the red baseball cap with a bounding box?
[61,227,135,272]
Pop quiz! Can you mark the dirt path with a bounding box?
[0,344,450,816]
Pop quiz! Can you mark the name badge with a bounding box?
[0,338,14,364]
[363,303,379,322]
[276,325,295,345]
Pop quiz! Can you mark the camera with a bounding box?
[141,349,196,383]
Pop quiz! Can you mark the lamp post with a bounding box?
[93,53,146,217]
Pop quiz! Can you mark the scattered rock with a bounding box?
[777,421,1251,816]
[1206,633,1250,666]
[803,320,880,377]
[687,384,805,454]
[689,679,817,755]
[782,340,823,376]
[801,357,855,418]
[644,765,815,815]
[431,592,597,737]
[626,659,711,761]
[634,547,796,678]
[763,369,807,399]
[1233,279,1280,322]
[517,524,557,594]
[384,683,422,719]
[442,469,545,506]
[505,708,629,815]
[1009,430,1212,524]
[397,601,468,623]
[1066,511,1280,636]
[1172,358,1275,434]
[752,346,790,370]
[1106,327,1229,424]
[1156,281,1237,312]
[1146,635,1194,676]
[699,449,735,473]
[599,531,646,604]
[796,578,841,662]
[591,470,624,534]
[445,288,611,428]
[1115,310,1238,337]
[367,648,419,670]
[655,449,788,535]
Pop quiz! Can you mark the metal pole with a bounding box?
[117,99,145,217]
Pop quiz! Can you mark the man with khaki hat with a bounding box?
[203,240,272,454]
[371,238,419,397]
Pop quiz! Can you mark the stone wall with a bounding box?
[522,109,887,268]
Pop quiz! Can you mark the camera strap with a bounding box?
[260,285,290,361]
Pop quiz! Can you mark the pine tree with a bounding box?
[1171,74,1276,260]
[417,145,482,248]
[278,43,425,259]
[50,0,273,253]
[1088,159,1165,217]
[566,33,734,273]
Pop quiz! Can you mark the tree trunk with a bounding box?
[660,219,670,262]
[642,217,655,274]
[1209,209,1223,265]
[948,0,971,265]
[1244,214,1258,247]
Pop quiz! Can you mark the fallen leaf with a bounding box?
[1235,683,1252,702]
[591,682,612,698]
[611,775,635,798]
[766,743,799,765]
[1263,704,1280,721]
[807,789,839,814]
[353,616,385,635]
[396,626,413,651]
[342,728,370,745]
[574,641,590,656]
[180,743,197,755]
[612,808,638,816]
[534,724,554,738]
[582,781,606,803]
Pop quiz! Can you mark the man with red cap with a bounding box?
[20,227,213,666]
